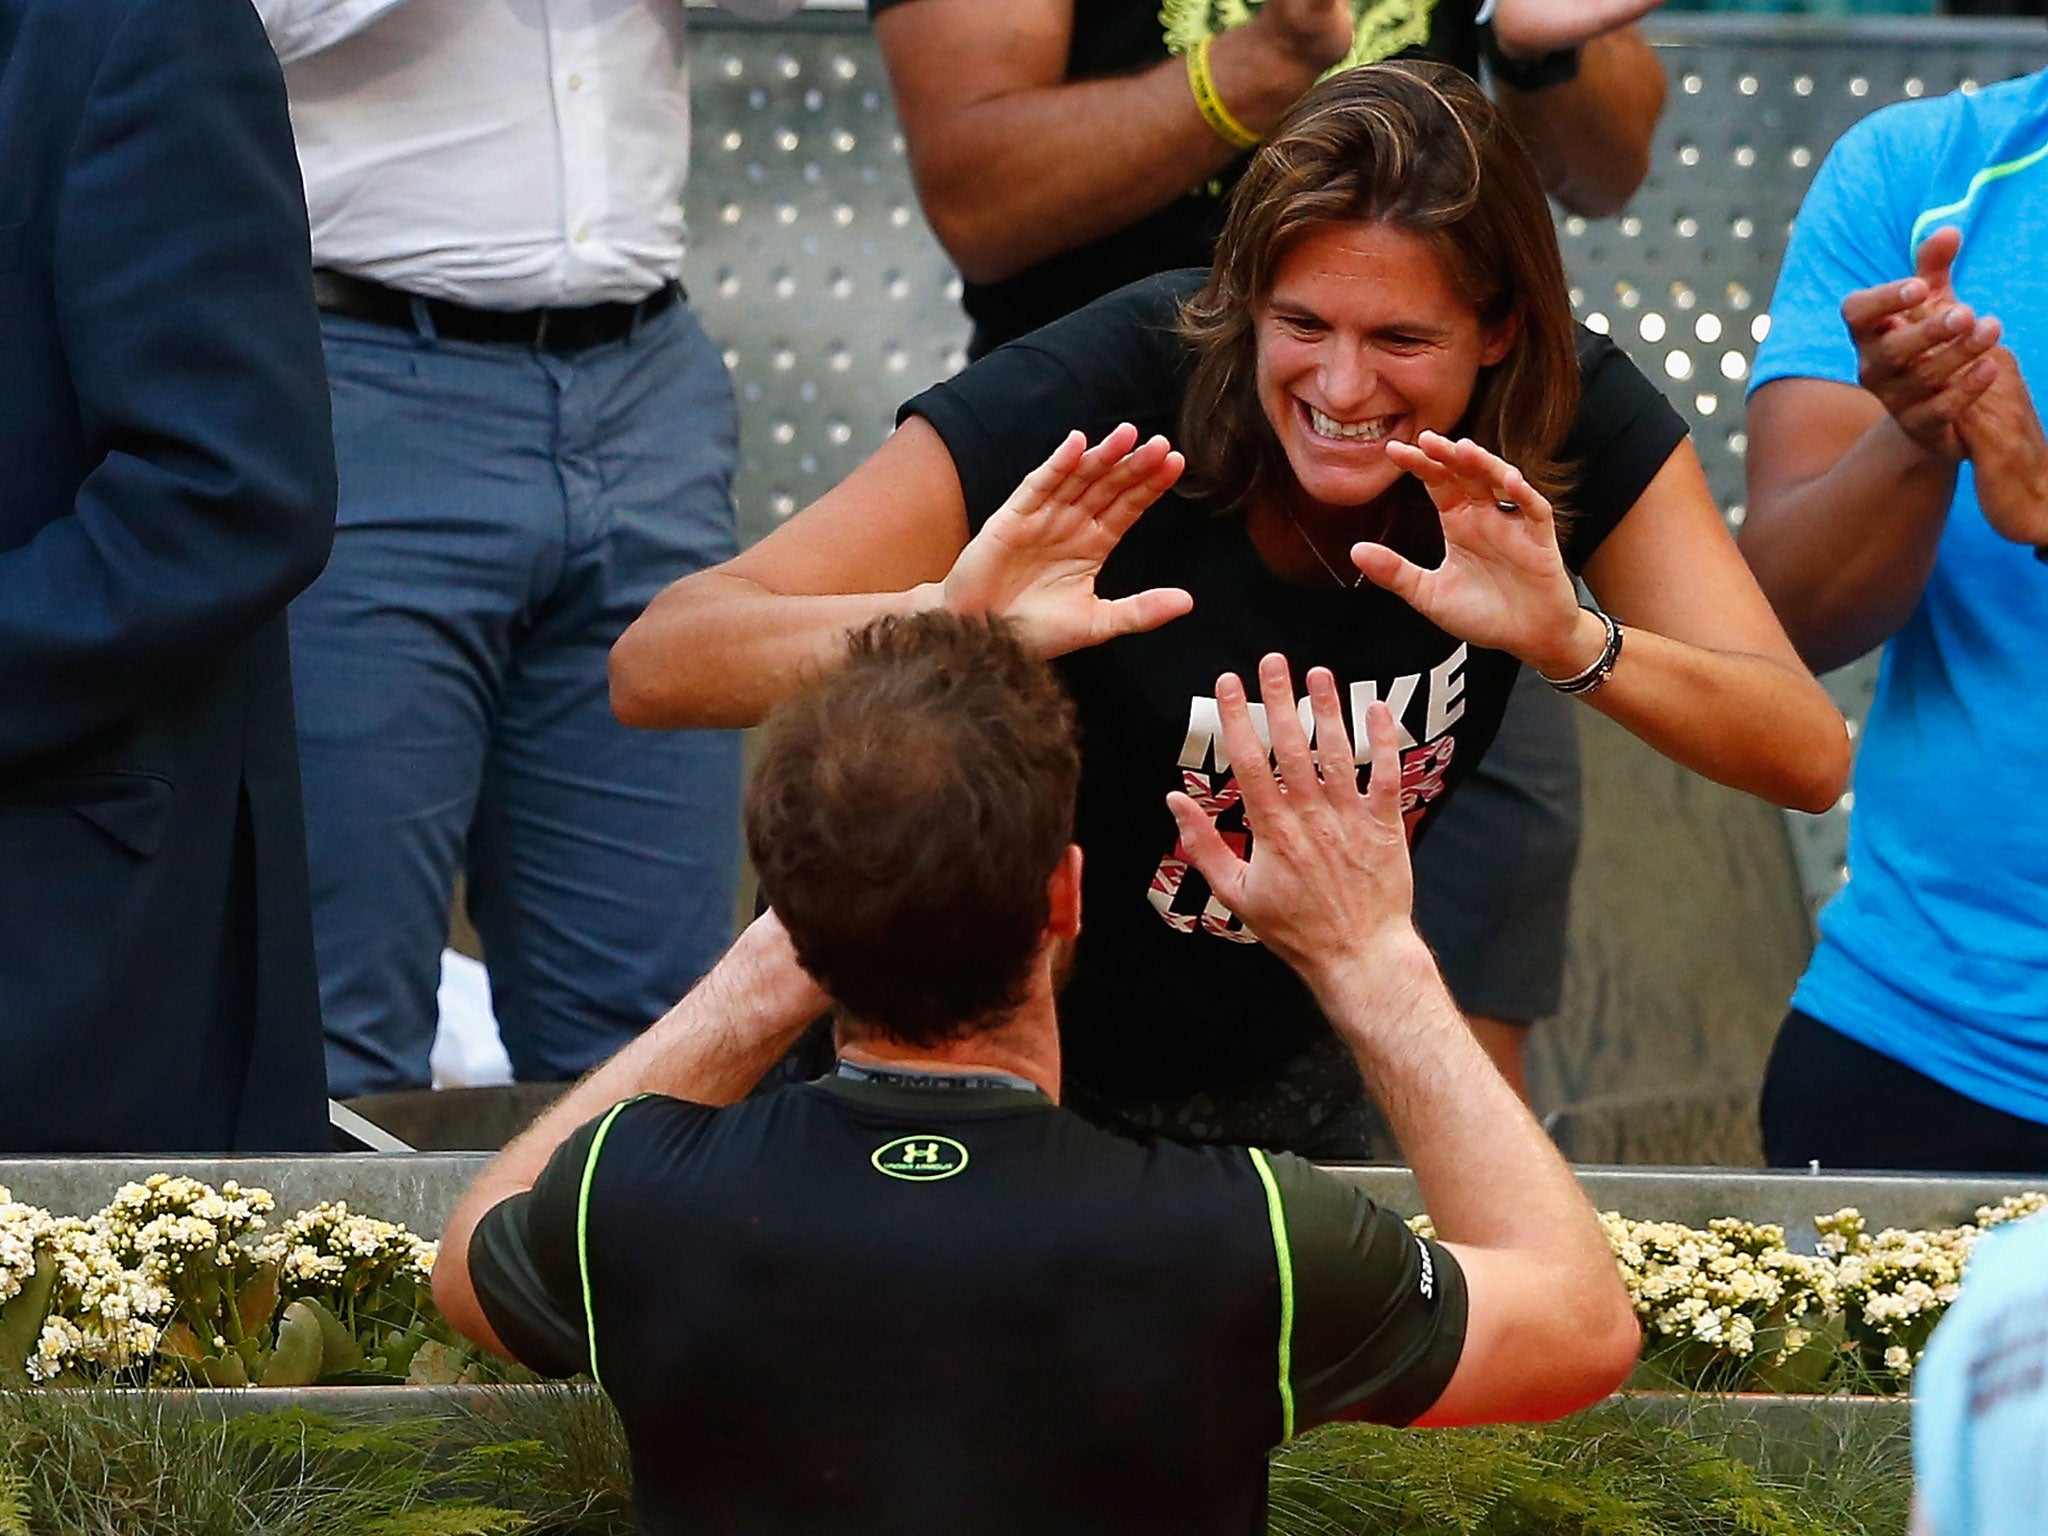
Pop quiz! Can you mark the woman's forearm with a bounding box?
[1573,625,1851,813]
[609,572,941,730]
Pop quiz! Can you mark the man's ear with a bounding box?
[1045,845,1083,941]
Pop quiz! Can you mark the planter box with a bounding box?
[1,1157,2033,1254]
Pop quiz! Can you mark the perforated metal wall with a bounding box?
[681,11,2048,909]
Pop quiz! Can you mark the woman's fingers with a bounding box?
[1009,424,1140,520]
[1092,586,1194,643]
[1383,436,1454,489]
[1092,447,1185,538]
[1351,541,1429,606]
[1002,429,1089,515]
[1074,422,1141,477]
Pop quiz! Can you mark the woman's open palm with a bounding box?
[1355,432,1582,663]
[942,424,1193,657]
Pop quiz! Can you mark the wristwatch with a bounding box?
[1476,17,1581,93]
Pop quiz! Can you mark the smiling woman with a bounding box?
[606,62,1848,1158]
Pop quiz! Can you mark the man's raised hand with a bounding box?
[941,424,1192,658]
[1165,656,1416,991]
[1843,226,2002,463]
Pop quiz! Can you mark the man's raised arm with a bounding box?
[1167,655,1639,1424]
[872,0,1353,286]
[433,913,829,1360]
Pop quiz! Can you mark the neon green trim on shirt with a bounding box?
[576,1099,638,1387]
[1911,140,2048,248]
[1248,1148,1297,1441]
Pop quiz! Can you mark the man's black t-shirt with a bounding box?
[900,270,1688,1096]
[864,0,1482,354]
[470,1073,1468,1536]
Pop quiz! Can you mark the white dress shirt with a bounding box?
[257,0,794,309]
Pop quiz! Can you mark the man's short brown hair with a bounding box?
[746,612,1081,1048]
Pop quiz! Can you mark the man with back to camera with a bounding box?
[433,611,1639,1535]
[845,0,1672,1121]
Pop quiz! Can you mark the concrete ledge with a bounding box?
[2,1157,2038,1248]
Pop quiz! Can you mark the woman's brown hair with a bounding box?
[1178,61,1581,521]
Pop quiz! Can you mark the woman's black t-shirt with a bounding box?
[901,269,1687,1095]
[864,0,1484,353]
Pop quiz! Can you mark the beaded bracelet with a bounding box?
[1541,608,1624,697]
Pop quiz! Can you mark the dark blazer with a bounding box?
[0,0,337,1150]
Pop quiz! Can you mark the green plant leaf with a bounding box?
[259,1302,325,1388]
[0,1251,57,1386]
[364,1506,527,1535]
[236,1261,280,1342]
[0,1454,29,1536]
[299,1297,367,1378]
[182,1349,251,1388]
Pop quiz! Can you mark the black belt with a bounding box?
[312,268,680,354]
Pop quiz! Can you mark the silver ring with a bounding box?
[1494,498,1520,514]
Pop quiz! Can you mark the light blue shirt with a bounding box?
[1751,70,2048,1124]
[1913,1217,2048,1535]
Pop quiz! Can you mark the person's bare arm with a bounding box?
[1358,433,1849,813]
[873,0,1351,286]
[1739,227,2031,674]
[610,419,970,729]
[1494,26,1665,218]
[609,422,1189,728]
[433,913,829,1359]
[1167,658,1637,1425]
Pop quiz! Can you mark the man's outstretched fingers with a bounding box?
[1258,653,1318,797]
[1361,700,1403,830]
[1305,666,1357,797]
[1214,671,1283,822]
[1165,789,1248,911]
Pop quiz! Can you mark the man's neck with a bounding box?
[836,998,1061,1101]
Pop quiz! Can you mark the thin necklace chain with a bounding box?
[1279,502,1364,590]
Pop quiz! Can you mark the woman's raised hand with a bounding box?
[941,424,1194,658]
[1359,432,1590,675]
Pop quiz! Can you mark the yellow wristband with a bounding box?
[1186,35,1262,153]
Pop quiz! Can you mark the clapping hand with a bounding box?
[941,424,1193,658]
[1165,656,1416,983]
[1846,226,2048,546]
[1488,0,1666,58]
[1843,227,2001,464]
[1360,432,1589,677]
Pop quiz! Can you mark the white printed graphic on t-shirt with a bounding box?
[1146,645,1465,941]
